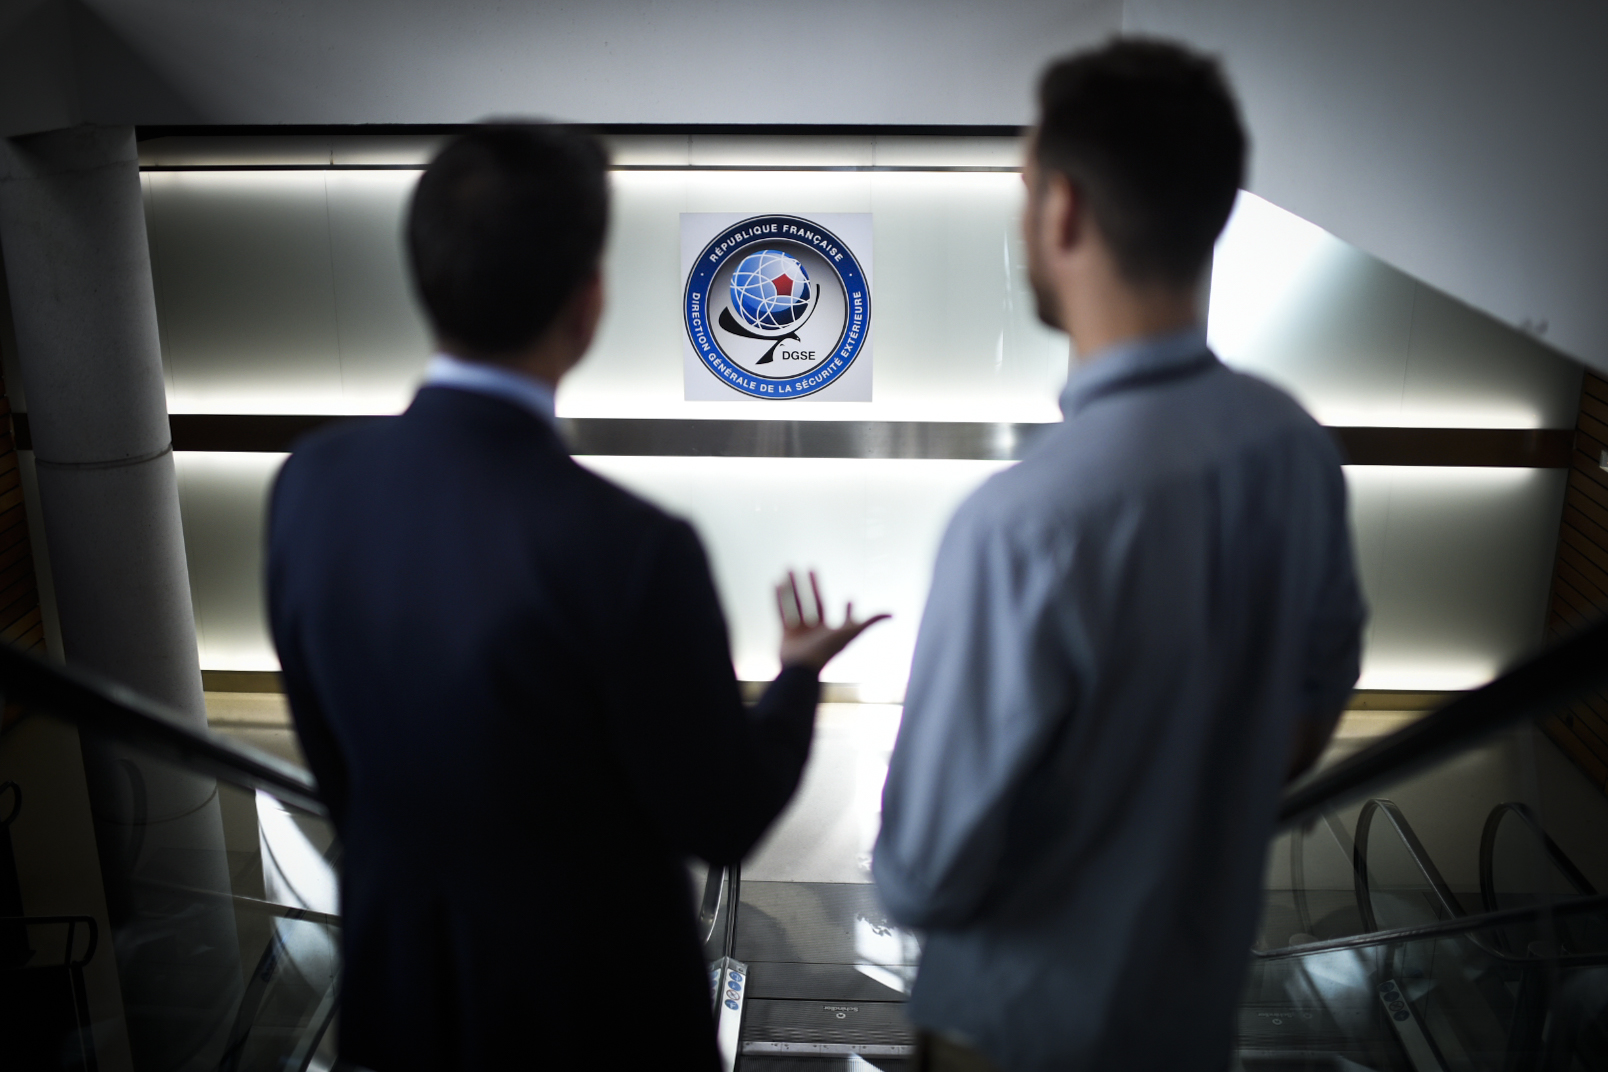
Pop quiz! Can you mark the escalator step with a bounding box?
[738,882,920,966]
[745,961,910,1001]
[741,997,914,1052]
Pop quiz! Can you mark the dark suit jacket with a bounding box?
[267,386,820,1071]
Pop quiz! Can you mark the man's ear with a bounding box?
[566,268,605,352]
[1044,171,1082,257]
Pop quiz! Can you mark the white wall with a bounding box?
[4,0,1120,131]
[7,2,1607,371]
[1128,0,1608,373]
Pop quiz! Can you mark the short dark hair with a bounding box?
[407,123,609,356]
[1035,39,1245,286]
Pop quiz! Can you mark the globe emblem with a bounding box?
[728,250,816,335]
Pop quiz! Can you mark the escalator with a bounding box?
[0,618,1606,1070]
[1241,798,1608,1071]
[705,616,1608,1071]
[0,649,337,1071]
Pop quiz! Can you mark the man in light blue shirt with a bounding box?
[873,41,1365,1072]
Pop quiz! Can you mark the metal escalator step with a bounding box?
[741,997,914,1056]
[744,961,910,1001]
[737,881,920,966]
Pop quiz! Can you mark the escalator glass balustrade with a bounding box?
[0,649,338,1072]
[1247,623,1608,1072]
[1,617,1606,1071]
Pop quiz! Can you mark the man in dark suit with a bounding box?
[267,124,884,1071]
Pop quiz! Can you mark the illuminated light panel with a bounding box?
[151,167,1068,424]
[574,455,1010,687]
[1344,466,1562,695]
[1209,191,1560,430]
[175,451,288,672]
[1354,663,1502,693]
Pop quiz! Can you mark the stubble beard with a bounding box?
[1025,233,1063,331]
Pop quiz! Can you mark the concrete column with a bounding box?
[0,126,239,1072]
[0,125,201,719]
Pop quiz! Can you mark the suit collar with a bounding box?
[422,353,559,430]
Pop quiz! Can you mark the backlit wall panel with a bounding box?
[144,168,1070,422]
[174,452,285,672]
[1212,192,1581,429]
[1347,467,1567,690]
[141,141,1585,693]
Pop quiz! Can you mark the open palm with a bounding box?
[775,570,890,672]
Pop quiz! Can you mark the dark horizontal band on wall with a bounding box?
[8,413,1576,467]
[140,164,1024,174]
[138,123,1029,140]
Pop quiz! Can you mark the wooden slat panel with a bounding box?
[1545,375,1608,793]
[1560,523,1608,574]
[0,580,40,626]
[1556,571,1606,618]
[1571,460,1608,512]
[1563,504,1608,555]
[1557,542,1608,597]
[0,556,36,595]
[0,537,33,576]
[1552,569,1600,614]
[1572,688,1608,728]
[1551,583,1599,627]
[1559,706,1608,768]
[0,605,42,643]
[0,514,30,555]
[16,622,45,652]
[1555,557,1607,608]
[1542,717,1608,788]
[1568,699,1608,751]
[1572,447,1608,497]
[1581,410,1608,447]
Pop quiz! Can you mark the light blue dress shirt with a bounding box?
[423,353,559,428]
[873,328,1365,1072]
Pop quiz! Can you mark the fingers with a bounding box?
[840,612,892,641]
[775,570,890,636]
[788,572,807,627]
[775,579,801,629]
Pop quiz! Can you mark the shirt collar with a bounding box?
[1058,326,1214,417]
[423,353,558,429]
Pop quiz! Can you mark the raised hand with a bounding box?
[774,570,890,673]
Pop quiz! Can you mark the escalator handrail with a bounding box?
[1479,801,1598,914]
[1345,796,1601,968]
[0,642,323,816]
[1252,891,1608,962]
[1279,615,1608,830]
[1353,797,1464,932]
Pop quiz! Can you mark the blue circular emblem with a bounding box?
[685,215,870,399]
